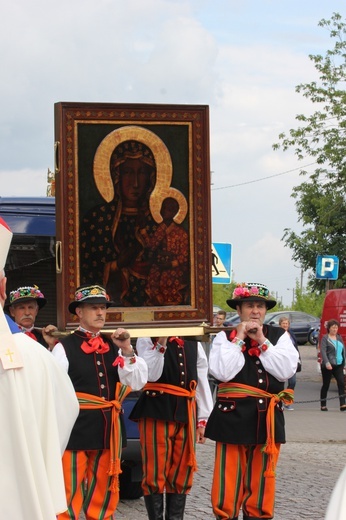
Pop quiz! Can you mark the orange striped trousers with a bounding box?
[57,449,117,520]
[138,417,196,495]
[211,442,281,519]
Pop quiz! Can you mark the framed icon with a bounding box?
[54,102,212,330]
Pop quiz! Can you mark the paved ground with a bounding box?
[81,345,346,519]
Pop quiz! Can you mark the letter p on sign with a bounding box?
[321,258,334,276]
[316,255,339,280]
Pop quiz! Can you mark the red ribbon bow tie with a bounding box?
[229,330,237,341]
[248,346,261,357]
[229,330,260,355]
[169,337,185,347]
[81,335,110,354]
[24,330,37,341]
[248,339,261,357]
[113,356,125,368]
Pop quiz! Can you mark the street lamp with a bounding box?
[294,264,304,290]
[287,288,295,307]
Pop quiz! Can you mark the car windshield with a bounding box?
[264,313,280,324]
[224,314,240,326]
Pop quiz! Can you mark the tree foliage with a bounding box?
[273,12,346,290]
[213,282,287,313]
[292,281,325,317]
[212,283,235,312]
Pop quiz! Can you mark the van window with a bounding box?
[6,235,56,327]
[0,197,57,328]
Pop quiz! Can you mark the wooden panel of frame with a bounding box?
[54,102,212,330]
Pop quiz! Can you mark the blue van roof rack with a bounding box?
[0,197,55,236]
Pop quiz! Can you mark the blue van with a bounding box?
[0,196,143,499]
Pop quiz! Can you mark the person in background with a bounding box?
[52,283,148,520]
[279,316,301,411]
[206,282,299,520]
[214,309,226,327]
[0,216,79,519]
[5,285,58,350]
[209,310,227,398]
[130,335,213,520]
[320,319,346,412]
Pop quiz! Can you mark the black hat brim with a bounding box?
[226,296,276,310]
[5,296,47,312]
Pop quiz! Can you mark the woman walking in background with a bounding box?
[320,319,346,412]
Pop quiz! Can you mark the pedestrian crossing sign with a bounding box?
[212,243,232,284]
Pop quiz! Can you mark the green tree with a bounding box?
[273,12,346,290]
[212,282,235,311]
[292,281,325,317]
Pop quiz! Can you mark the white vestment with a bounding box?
[325,465,346,519]
[0,331,79,519]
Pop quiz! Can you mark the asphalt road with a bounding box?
[80,345,346,519]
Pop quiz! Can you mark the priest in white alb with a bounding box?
[0,216,79,520]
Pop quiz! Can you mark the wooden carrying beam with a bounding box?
[47,324,236,340]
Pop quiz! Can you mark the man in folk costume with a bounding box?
[0,217,79,520]
[5,284,58,349]
[205,283,299,520]
[52,284,148,520]
[130,335,213,520]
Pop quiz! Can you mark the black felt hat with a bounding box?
[226,282,276,310]
[68,284,114,315]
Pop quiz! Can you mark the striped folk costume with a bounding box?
[206,283,299,520]
[130,336,213,519]
[52,284,148,520]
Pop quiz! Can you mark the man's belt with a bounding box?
[217,382,294,478]
[144,381,198,470]
[77,382,132,493]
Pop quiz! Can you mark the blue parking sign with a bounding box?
[212,243,232,284]
[316,255,339,280]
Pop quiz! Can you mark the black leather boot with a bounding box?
[165,493,187,520]
[243,516,268,519]
[144,494,164,520]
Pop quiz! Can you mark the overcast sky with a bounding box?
[1,0,344,306]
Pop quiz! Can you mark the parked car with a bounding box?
[308,326,320,346]
[225,311,320,346]
[223,313,241,327]
[264,311,320,345]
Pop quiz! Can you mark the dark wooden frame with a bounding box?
[54,102,212,330]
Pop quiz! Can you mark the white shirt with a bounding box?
[136,337,213,421]
[52,338,148,391]
[209,329,299,382]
